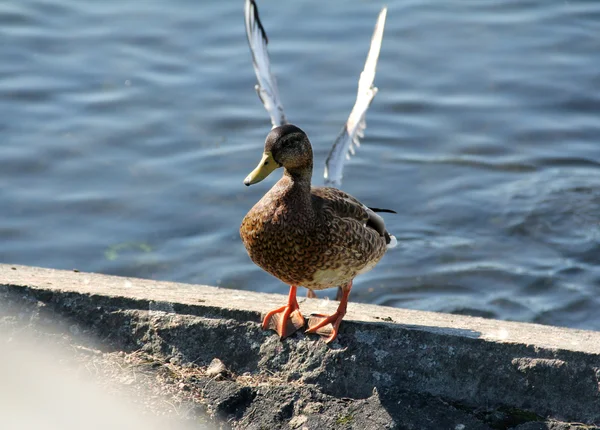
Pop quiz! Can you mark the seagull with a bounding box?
[244,0,387,188]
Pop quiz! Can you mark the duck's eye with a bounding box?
[263,160,269,166]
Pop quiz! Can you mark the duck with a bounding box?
[240,124,397,343]
[241,1,394,343]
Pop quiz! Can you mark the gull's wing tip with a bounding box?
[244,0,287,128]
[379,6,388,18]
[324,5,388,187]
[245,0,268,44]
[374,6,388,33]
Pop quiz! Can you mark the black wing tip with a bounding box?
[249,0,269,44]
[368,207,397,214]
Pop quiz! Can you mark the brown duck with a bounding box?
[240,124,397,343]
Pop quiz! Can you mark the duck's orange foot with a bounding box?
[305,280,352,343]
[263,305,305,338]
[262,285,305,339]
[306,312,344,343]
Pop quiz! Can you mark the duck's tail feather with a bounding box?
[386,234,398,249]
[368,207,397,214]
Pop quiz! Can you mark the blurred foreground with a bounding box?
[0,311,209,430]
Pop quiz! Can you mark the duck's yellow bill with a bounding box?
[244,151,279,186]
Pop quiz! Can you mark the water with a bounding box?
[1,0,599,330]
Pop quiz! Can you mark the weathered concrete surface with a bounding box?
[1,264,600,429]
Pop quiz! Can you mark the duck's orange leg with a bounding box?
[262,285,305,339]
[306,281,352,343]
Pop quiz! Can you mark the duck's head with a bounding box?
[244,124,313,186]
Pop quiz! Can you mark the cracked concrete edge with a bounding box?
[1,263,600,424]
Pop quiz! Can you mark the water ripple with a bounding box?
[1,0,599,331]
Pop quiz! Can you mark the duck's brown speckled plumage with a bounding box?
[240,125,392,291]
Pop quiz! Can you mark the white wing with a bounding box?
[244,0,287,128]
[324,7,387,187]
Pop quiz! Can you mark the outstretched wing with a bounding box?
[324,7,387,187]
[244,0,287,128]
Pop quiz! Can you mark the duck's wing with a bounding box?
[244,0,287,128]
[312,186,397,247]
[324,7,387,187]
[312,187,370,223]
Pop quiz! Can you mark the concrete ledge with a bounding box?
[1,264,600,428]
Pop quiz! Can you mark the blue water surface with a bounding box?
[1,0,599,329]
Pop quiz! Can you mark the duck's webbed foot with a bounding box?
[306,281,352,343]
[262,285,305,338]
